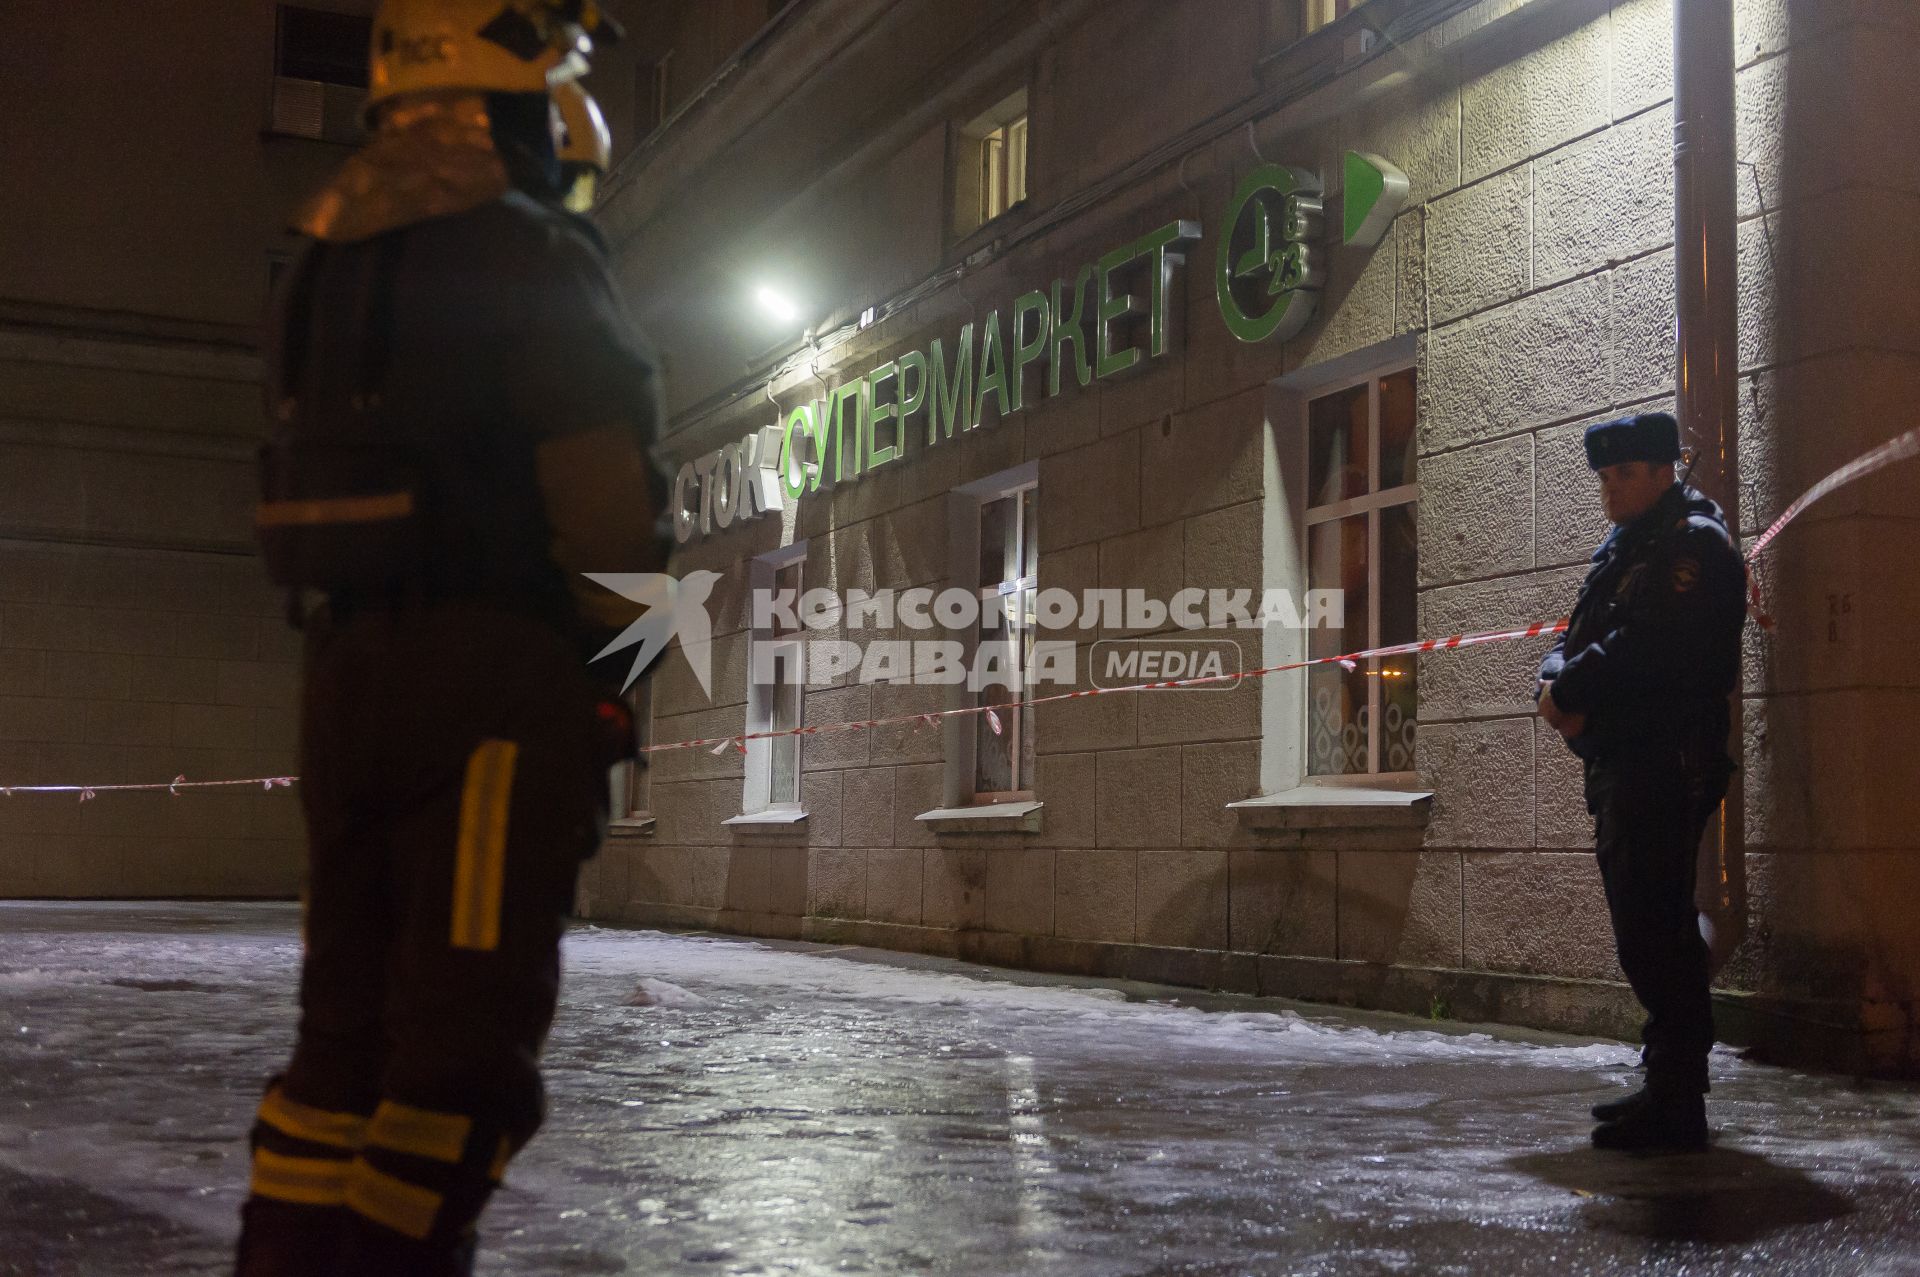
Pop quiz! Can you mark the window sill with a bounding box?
[723,808,809,834]
[948,200,1033,268]
[258,128,361,149]
[1227,785,1432,833]
[1254,0,1459,93]
[915,800,1044,834]
[607,814,657,837]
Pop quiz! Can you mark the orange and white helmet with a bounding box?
[553,80,612,210]
[364,0,622,120]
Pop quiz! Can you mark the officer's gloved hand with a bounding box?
[1536,680,1587,740]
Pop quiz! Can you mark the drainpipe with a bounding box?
[1674,0,1746,968]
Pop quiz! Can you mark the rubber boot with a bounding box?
[1591,1088,1708,1153]
[338,1215,478,1277]
[1591,1086,1651,1122]
[234,1199,348,1277]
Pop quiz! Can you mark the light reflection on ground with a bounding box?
[0,902,1916,1276]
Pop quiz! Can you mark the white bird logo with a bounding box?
[583,570,724,695]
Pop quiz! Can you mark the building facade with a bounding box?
[583,0,1920,1075]
[0,1,353,896]
[0,0,655,897]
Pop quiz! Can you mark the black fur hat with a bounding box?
[1584,411,1681,470]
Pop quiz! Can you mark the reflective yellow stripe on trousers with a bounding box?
[345,1159,442,1241]
[258,1086,369,1151]
[451,739,517,951]
[250,1147,351,1207]
[367,1099,472,1163]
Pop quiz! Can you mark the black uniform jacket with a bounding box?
[266,191,670,670]
[1537,484,1747,768]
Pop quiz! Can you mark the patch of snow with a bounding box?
[624,978,710,1008]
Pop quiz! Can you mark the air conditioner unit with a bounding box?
[271,76,325,139]
[270,77,366,144]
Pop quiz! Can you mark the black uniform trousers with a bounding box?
[1588,748,1726,1096]
[237,602,608,1276]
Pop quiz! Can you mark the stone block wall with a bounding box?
[0,335,302,897]
[586,0,1920,1072]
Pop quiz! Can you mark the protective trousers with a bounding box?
[1591,757,1726,1096]
[236,603,608,1277]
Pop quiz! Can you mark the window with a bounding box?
[980,115,1029,226]
[276,6,370,86]
[1303,368,1418,776]
[972,481,1038,801]
[952,89,1029,240]
[635,53,672,139]
[608,681,654,824]
[745,544,807,814]
[1303,0,1369,33]
[270,5,370,144]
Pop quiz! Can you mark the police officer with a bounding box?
[237,2,669,1273]
[1535,411,1747,1152]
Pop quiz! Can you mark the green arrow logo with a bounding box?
[1216,163,1324,344]
[1343,151,1410,248]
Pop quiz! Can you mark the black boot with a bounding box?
[338,1215,478,1277]
[234,1198,348,1277]
[1591,1086,1651,1123]
[1591,1088,1708,1152]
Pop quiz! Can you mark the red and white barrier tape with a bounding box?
[4,426,1915,796]
[668,618,1566,756]
[1743,424,1920,627]
[1746,425,1920,563]
[664,620,1569,758]
[0,776,297,800]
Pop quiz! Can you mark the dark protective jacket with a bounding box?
[1537,483,1747,771]
[262,189,671,679]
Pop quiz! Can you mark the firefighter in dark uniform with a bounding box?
[1535,412,1747,1152]
[235,2,670,1272]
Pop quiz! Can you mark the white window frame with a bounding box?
[1299,364,1421,781]
[1303,0,1367,34]
[743,540,808,816]
[607,680,655,829]
[945,461,1039,806]
[1254,339,1424,800]
[952,87,1030,241]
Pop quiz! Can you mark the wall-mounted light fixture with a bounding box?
[755,285,801,326]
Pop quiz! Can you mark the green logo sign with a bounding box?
[1215,163,1325,344]
[1343,151,1410,249]
[679,154,1404,541]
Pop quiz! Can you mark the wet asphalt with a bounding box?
[0,901,1916,1276]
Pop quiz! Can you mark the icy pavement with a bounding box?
[1,904,1918,1276]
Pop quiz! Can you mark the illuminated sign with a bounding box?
[673,152,1406,543]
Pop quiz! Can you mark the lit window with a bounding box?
[1303,368,1419,776]
[980,115,1029,226]
[746,548,807,813]
[1304,0,1369,33]
[973,482,1037,800]
[953,89,1029,240]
